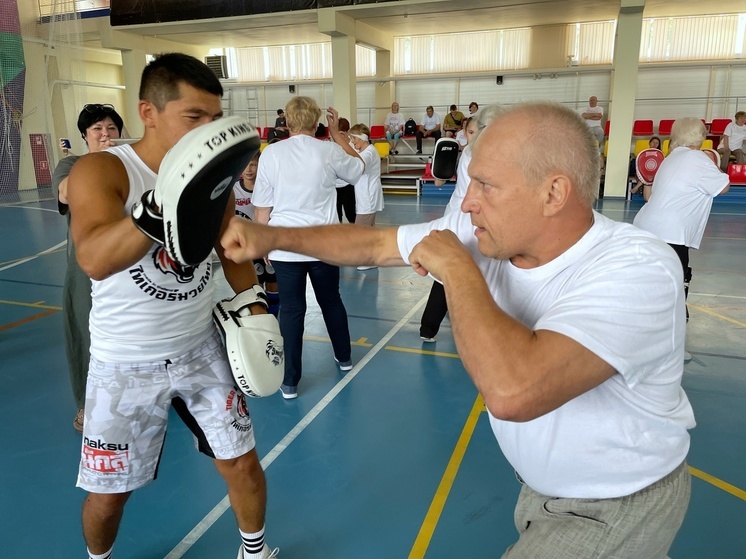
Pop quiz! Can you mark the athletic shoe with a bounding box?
[416,150,422,154]
[684,351,693,363]
[356,265,377,271]
[420,336,436,343]
[73,408,84,434]
[394,150,399,155]
[237,545,279,559]
[334,357,353,371]
[280,384,297,400]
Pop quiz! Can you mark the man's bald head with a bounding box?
[475,102,600,206]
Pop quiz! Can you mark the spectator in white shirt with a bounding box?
[581,96,605,149]
[415,105,442,154]
[717,111,746,171]
[384,101,406,155]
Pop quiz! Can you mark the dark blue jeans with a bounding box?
[272,260,352,388]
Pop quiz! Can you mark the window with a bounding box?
[641,15,742,62]
[236,43,375,81]
[395,28,531,75]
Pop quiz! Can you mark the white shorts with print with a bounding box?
[77,330,256,493]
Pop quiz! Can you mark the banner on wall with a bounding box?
[0,0,25,196]
[110,0,396,26]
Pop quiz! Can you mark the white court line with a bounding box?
[0,241,67,272]
[1,203,58,212]
[164,292,430,559]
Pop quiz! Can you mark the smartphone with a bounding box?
[60,138,72,150]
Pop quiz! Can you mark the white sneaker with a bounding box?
[237,544,279,559]
[356,265,377,271]
[683,351,693,363]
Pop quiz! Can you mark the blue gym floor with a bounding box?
[1,192,744,558]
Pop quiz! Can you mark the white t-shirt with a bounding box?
[420,112,441,132]
[634,146,729,249]
[384,112,406,134]
[233,181,254,221]
[582,105,604,129]
[723,121,746,151]
[354,145,384,215]
[89,145,215,362]
[252,134,364,261]
[455,129,468,147]
[444,150,472,215]
[397,211,694,499]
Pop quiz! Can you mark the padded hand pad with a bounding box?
[213,286,284,398]
[431,138,460,180]
[635,148,665,185]
[156,116,260,266]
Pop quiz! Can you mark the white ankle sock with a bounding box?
[239,526,266,558]
[88,548,113,559]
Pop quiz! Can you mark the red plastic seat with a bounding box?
[632,120,654,136]
[658,119,675,136]
[369,125,385,140]
[727,163,746,185]
[259,127,268,140]
[604,121,610,136]
[710,118,732,136]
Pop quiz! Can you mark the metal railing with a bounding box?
[37,0,109,19]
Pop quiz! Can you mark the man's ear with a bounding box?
[542,175,571,217]
[139,100,156,128]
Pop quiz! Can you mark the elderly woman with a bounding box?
[52,103,125,432]
[384,101,405,155]
[633,117,730,358]
[251,96,364,399]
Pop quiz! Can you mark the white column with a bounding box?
[605,0,645,198]
[120,49,147,138]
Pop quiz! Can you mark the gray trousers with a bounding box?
[719,147,744,172]
[503,461,690,559]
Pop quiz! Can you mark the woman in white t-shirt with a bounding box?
[348,124,384,271]
[384,101,406,155]
[634,117,730,336]
[251,96,365,399]
[420,108,498,342]
[455,117,471,150]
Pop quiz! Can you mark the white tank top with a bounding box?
[89,144,215,362]
[233,181,255,221]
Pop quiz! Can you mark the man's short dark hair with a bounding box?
[139,53,223,111]
[426,105,434,111]
[450,104,458,111]
[277,109,284,115]
[77,104,124,138]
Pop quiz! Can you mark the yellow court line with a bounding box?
[688,303,746,329]
[303,335,373,347]
[386,345,460,359]
[408,395,485,559]
[0,299,62,311]
[0,309,59,332]
[689,466,746,501]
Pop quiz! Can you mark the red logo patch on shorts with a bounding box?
[82,446,130,474]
